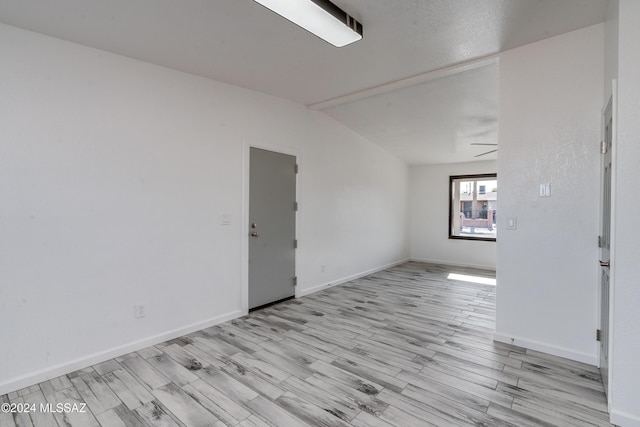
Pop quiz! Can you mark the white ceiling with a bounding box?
[321,60,499,164]
[0,0,607,164]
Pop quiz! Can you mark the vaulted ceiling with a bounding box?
[0,0,607,164]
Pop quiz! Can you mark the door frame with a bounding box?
[242,138,300,314]
[598,80,617,411]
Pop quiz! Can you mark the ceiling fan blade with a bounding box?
[474,149,498,158]
[470,143,498,146]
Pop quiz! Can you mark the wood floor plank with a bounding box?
[6,396,33,427]
[215,330,263,354]
[121,356,171,390]
[0,413,16,427]
[70,371,121,415]
[233,318,288,342]
[277,334,339,363]
[231,351,291,383]
[401,379,490,414]
[259,339,317,366]
[427,351,519,386]
[219,356,286,400]
[134,400,182,427]
[195,365,259,405]
[487,402,557,427]
[238,415,272,427]
[511,397,612,427]
[136,346,163,360]
[0,261,613,427]
[429,342,506,371]
[246,395,308,427]
[281,376,360,422]
[330,358,407,393]
[404,367,513,407]
[94,408,127,427]
[108,369,155,408]
[145,352,199,387]
[47,386,100,427]
[192,335,241,357]
[380,404,439,427]
[331,347,403,377]
[21,390,58,427]
[102,371,149,411]
[351,411,395,427]
[304,373,388,416]
[252,349,315,380]
[151,382,219,427]
[496,382,611,423]
[350,343,425,373]
[110,404,148,427]
[309,360,383,397]
[217,323,270,345]
[276,391,352,427]
[182,342,228,370]
[515,378,607,412]
[93,360,123,376]
[376,388,477,427]
[183,379,252,424]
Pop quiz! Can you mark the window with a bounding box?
[449,174,497,241]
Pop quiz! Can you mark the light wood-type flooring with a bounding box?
[1,262,612,426]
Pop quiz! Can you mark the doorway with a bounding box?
[248,147,297,310]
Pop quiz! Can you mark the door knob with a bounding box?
[250,231,259,237]
[599,260,610,268]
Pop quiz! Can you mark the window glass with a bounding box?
[449,174,497,241]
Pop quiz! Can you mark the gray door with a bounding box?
[599,97,613,397]
[248,147,296,310]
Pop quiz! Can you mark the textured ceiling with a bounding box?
[322,61,499,164]
[0,0,607,164]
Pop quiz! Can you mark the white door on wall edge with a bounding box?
[598,95,613,400]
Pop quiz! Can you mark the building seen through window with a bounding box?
[449,174,497,241]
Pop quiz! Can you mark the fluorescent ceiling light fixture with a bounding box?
[447,273,497,286]
[253,0,363,47]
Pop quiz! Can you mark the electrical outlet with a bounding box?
[320,264,326,273]
[134,304,146,319]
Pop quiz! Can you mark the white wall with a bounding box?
[608,1,640,425]
[604,0,619,102]
[495,24,604,364]
[0,23,409,394]
[410,161,497,270]
[296,111,410,296]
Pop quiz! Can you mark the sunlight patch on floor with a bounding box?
[447,273,496,286]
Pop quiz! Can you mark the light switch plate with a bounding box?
[506,217,517,230]
[539,183,551,197]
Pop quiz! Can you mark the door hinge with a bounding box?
[294,202,298,211]
[601,140,607,155]
[598,235,602,248]
[295,164,299,174]
[294,239,298,249]
[293,276,297,287]
[596,329,601,342]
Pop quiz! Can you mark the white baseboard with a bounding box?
[0,309,244,396]
[610,409,640,427]
[297,258,409,298]
[410,257,496,272]
[494,332,597,366]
